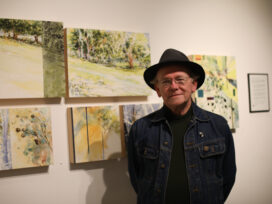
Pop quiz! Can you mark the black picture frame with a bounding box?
[248,73,270,113]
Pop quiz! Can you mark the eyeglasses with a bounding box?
[158,76,192,88]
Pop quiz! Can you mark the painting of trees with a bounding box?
[0,18,42,45]
[70,106,123,163]
[68,29,150,69]
[67,28,152,97]
[0,18,65,99]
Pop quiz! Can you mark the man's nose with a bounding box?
[169,80,179,89]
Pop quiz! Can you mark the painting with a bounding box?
[189,55,239,129]
[66,28,151,97]
[121,103,162,146]
[69,105,124,163]
[0,18,65,99]
[0,107,53,170]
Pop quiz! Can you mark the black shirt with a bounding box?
[164,105,193,204]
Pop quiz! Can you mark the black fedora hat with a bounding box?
[144,48,205,90]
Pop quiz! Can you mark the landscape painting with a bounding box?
[0,18,65,99]
[67,28,151,97]
[121,103,162,146]
[69,105,123,163]
[0,107,53,170]
[189,55,239,129]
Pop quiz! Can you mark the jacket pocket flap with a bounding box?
[137,146,158,159]
[199,140,225,158]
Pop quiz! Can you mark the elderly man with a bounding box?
[127,48,236,204]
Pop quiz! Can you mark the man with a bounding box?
[127,48,236,204]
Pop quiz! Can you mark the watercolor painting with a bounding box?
[0,18,65,99]
[121,103,162,145]
[189,55,239,129]
[67,28,151,97]
[69,106,123,163]
[0,107,53,170]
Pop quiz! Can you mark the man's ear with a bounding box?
[154,84,162,97]
[191,80,198,93]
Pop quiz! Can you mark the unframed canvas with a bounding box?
[66,28,151,97]
[0,107,53,170]
[189,55,239,129]
[69,105,124,163]
[0,18,65,99]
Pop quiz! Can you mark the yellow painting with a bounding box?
[189,55,239,129]
[0,107,53,170]
[70,106,123,163]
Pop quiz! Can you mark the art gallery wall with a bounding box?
[0,0,272,203]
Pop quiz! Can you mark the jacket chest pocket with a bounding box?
[198,139,226,177]
[137,146,159,182]
[138,146,159,160]
[199,139,225,158]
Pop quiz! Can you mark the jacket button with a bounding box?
[189,164,197,168]
[160,163,165,168]
[203,146,209,152]
[144,149,147,155]
[163,141,168,146]
[193,188,199,192]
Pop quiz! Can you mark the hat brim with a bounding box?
[144,61,205,90]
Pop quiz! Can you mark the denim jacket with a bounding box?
[127,103,236,204]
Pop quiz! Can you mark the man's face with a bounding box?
[154,65,198,111]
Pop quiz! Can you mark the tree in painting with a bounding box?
[0,18,42,45]
[71,106,122,163]
[68,29,150,69]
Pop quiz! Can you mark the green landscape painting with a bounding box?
[0,18,65,99]
[67,28,151,97]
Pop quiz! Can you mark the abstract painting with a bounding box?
[189,55,239,129]
[0,107,53,170]
[121,103,162,145]
[66,28,151,97]
[0,18,65,99]
[69,106,123,163]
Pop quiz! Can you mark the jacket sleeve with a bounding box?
[127,123,139,194]
[222,122,237,201]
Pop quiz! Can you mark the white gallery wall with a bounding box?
[0,0,272,203]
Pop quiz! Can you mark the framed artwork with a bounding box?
[189,55,239,129]
[248,73,270,112]
[66,28,151,97]
[68,105,125,163]
[0,18,65,99]
[0,107,53,170]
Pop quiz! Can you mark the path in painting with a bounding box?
[0,38,43,98]
[68,57,150,97]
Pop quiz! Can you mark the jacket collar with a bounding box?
[150,102,210,123]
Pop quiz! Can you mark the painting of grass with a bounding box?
[189,55,239,129]
[67,28,151,97]
[0,107,53,170]
[70,105,123,163]
[0,18,65,99]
